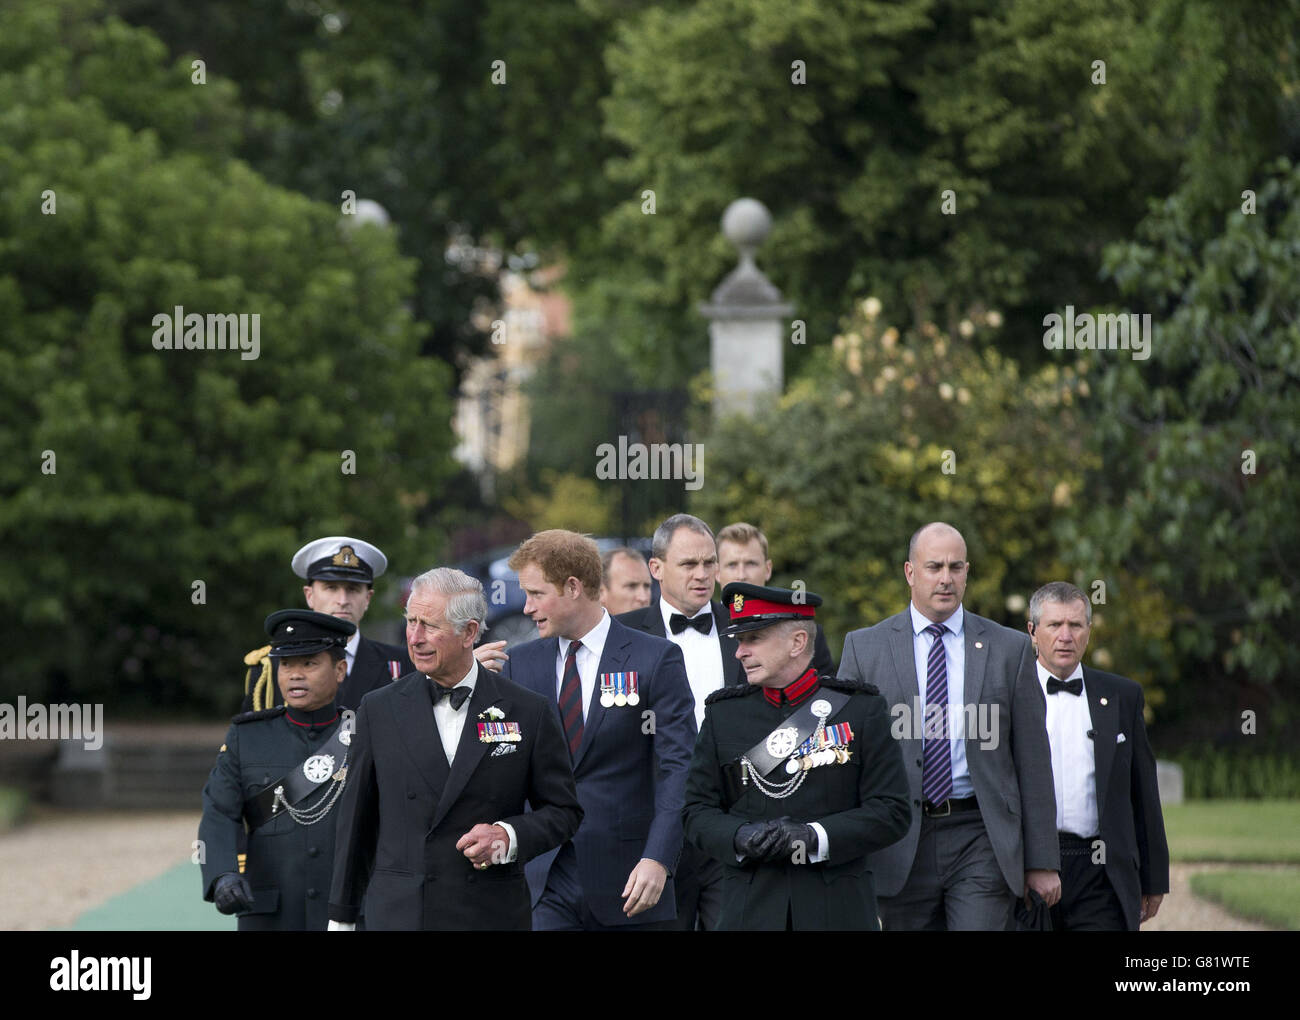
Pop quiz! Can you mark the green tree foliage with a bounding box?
[109,0,631,371]
[691,297,1176,699]
[1067,159,1300,719]
[590,0,1188,378]
[0,0,456,712]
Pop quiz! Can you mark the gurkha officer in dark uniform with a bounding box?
[201,610,356,930]
[682,583,911,930]
[241,536,413,713]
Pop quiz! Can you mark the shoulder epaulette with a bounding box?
[232,705,286,725]
[244,644,271,666]
[706,683,761,705]
[818,676,881,696]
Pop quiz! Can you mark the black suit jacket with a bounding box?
[1080,666,1170,930]
[683,678,911,929]
[328,664,583,930]
[241,635,413,713]
[617,601,745,688]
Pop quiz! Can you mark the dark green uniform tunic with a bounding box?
[682,675,912,930]
[199,703,345,930]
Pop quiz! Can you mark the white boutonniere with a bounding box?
[479,705,505,721]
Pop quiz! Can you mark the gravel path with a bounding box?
[0,810,1285,930]
[1145,863,1279,932]
[0,807,201,931]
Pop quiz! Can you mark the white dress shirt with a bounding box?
[658,598,724,728]
[909,603,972,798]
[430,662,519,863]
[344,630,361,677]
[431,661,476,764]
[1036,661,1099,837]
[555,610,611,719]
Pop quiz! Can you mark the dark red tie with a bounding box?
[558,640,584,757]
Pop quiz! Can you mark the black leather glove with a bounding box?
[770,817,818,862]
[733,819,785,862]
[213,873,254,915]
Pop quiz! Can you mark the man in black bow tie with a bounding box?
[1028,582,1169,930]
[327,568,582,930]
[617,513,743,929]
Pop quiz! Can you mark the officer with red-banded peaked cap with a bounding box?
[682,582,911,929]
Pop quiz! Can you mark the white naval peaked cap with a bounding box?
[291,535,388,582]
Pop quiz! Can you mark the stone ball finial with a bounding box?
[351,199,391,227]
[721,198,772,254]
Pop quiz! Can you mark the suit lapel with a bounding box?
[1084,668,1116,821]
[579,624,633,769]
[888,612,919,701]
[963,613,990,707]
[392,672,451,796]
[430,665,506,832]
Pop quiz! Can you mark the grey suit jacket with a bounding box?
[838,607,1058,897]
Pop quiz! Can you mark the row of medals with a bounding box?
[785,744,852,775]
[599,689,639,708]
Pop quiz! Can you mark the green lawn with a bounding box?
[63,860,233,931]
[1164,800,1300,863]
[1190,870,1300,930]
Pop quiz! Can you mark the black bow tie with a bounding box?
[430,682,472,710]
[670,612,713,636]
[1046,676,1083,696]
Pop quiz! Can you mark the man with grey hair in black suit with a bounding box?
[328,567,582,930]
[1027,580,1168,930]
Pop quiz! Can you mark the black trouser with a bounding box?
[1051,832,1127,931]
[672,842,724,930]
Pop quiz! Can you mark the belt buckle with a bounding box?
[926,799,951,818]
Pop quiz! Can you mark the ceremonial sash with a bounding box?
[720,688,850,808]
[243,727,350,830]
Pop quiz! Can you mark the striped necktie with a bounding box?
[558,640,584,757]
[921,623,953,806]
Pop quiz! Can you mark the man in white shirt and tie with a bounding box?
[1027,581,1169,930]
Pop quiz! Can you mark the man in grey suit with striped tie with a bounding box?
[837,522,1061,929]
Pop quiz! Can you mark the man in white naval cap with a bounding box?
[241,536,414,712]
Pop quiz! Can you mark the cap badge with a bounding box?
[333,545,358,567]
[732,593,745,613]
[286,625,294,633]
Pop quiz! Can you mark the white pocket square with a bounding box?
[1116,733,1127,744]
